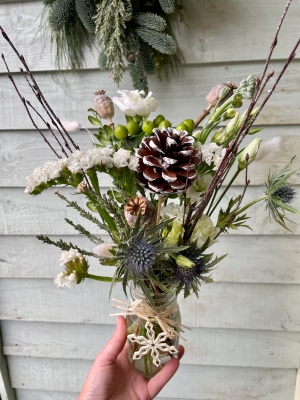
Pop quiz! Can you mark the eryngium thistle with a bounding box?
[124,235,156,274]
[170,249,214,298]
[272,185,296,206]
[264,157,300,230]
[137,128,200,194]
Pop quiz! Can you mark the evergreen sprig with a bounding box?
[95,0,127,84]
[36,235,95,256]
[56,192,110,232]
[136,27,177,55]
[134,12,167,32]
[75,0,96,33]
[64,218,103,244]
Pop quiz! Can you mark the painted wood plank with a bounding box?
[0,325,16,400]
[1,278,300,331]
[1,185,299,235]
[1,60,300,131]
[294,369,300,400]
[7,356,297,399]
[1,127,299,187]
[1,234,299,284]
[0,0,299,74]
[3,320,300,368]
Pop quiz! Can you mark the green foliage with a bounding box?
[43,0,56,5]
[64,218,103,244]
[36,235,95,256]
[134,12,167,32]
[94,0,127,84]
[124,31,140,54]
[75,0,96,33]
[128,53,149,93]
[136,27,177,55]
[217,196,251,232]
[56,192,111,233]
[49,0,75,31]
[98,49,107,70]
[139,38,156,75]
[158,0,175,14]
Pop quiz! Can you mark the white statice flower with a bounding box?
[49,120,81,133]
[68,148,115,173]
[128,155,139,171]
[112,90,158,117]
[161,202,184,221]
[54,271,68,288]
[112,148,131,168]
[213,148,226,171]
[92,242,115,258]
[59,248,83,266]
[64,272,78,289]
[25,158,70,194]
[190,214,219,249]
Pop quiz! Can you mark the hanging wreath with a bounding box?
[41,0,211,93]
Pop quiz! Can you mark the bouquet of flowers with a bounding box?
[1,1,299,378]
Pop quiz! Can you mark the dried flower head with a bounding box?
[206,81,237,108]
[94,90,114,126]
[124,196,157,227]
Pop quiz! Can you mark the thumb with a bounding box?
[99,316,127,363]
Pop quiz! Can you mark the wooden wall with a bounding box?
[0,0,300,399]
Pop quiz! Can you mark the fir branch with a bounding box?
[128,53,149,93]
[75,0,96,33]
[134,12,167,32]
[64,218,103,244]
[136,27,177,55]
[36,235,95,256]
[56,192,110,232]
[138,38,156,75]
[98,49,107,70]
[158,0,175,14]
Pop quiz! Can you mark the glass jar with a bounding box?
[126,284,181,378]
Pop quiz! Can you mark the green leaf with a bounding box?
[86,170,100,194]
[125,115,133,123]
[86,201,99,213]
[107,190,123,203]
[88,115,102,126]
[103,125,115,137]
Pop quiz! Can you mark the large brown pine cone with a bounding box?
[136,128,200,194]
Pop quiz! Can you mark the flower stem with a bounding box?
[209,169,240,216]
[156,195,163,224]
[235,195,266,216]
[85,273,122,283]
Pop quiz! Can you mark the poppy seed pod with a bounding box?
[94,90,114,126]
[124,196,157,228]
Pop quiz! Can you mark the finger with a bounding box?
[99,316,127,363]
[147,358,180,399]
[178,345,185,360]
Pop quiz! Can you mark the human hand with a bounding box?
[78,316,184,400]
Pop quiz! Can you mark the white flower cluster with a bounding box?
[25,158,70,194]
[112,148,139,170]
[54,248,83,289]
[68,148,115,174]
[199,143,226,171]
[59,248,83,265]
[25,147,139,194]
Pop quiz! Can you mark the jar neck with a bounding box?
[130,283,177,312]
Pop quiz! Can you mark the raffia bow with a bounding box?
[110,298,190,341]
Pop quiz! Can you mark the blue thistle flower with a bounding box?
[120,233,156,274]
[264,157,300,230]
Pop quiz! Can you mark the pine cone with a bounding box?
[136,128,200,194]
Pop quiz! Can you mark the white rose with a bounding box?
[112,90,158,117]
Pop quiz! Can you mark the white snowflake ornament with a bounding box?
[127,320,178,367]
